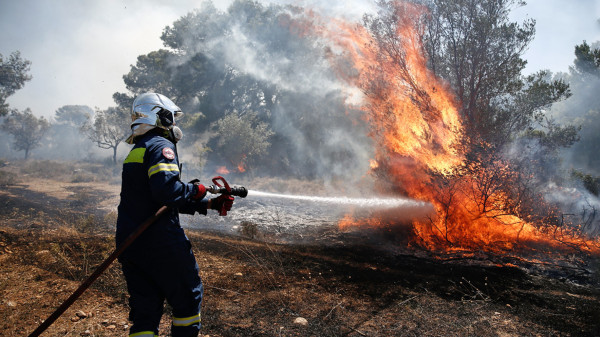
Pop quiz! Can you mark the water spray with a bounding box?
[248,190,431,209]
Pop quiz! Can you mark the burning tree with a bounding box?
[104,0,598,257]
[321,0,599,257]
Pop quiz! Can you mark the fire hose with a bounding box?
[28,176,247,337]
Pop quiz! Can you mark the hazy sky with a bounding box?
[0,0,599,119]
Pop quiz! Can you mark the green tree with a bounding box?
[363,0,573,148]
[122,49,180,100]
[54,105,93,127]
[419,0,544,142]
[492,70,572,146]
[572,41,600,76]
[45,105,95,160]
[114,0,371,179]
[215,111,274,172]
[82,107,130,164]
[2,108,50,159]
[0,51,32,116]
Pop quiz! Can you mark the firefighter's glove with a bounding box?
[189,179,207,200]
[210,194,234,216]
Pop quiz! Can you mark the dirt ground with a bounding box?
[1,161,600,337]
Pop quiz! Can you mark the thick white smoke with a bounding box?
[167,2,375,184]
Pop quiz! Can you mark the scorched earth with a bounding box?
[0,160,599,337]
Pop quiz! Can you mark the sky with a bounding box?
[0,0,599,119]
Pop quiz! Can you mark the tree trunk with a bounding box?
[112,146,118,165]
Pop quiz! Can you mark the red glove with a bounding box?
[189,179,206,199]
[210,194,234,216]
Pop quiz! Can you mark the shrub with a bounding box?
[0,170,19,186]
[239,221,258,239]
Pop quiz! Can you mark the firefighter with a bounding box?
[116,92,233,337]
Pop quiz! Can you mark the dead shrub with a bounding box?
[239,221,258,239]
[70,171,96,183]
[21,160,71,179]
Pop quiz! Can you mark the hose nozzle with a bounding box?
[207,185,248,198]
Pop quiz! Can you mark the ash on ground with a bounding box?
[182,193,358,244]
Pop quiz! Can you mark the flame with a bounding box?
[296,1,600,256]
[338,214,383,231]
[321,4,463,176]
[216,166,230,175]
[238,154,247,173]
[338,214,356,231]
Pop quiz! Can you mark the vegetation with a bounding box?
[0,1,597,243]
[54,105,94,126]
[2,108,50,159]
[112,0,367,179]
[80,107,130,165]
[0,51,31,116]
[215,111,274,172]
[553,41,600,174]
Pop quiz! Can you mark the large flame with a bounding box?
[323,5,463,175]
[302,1,600,256]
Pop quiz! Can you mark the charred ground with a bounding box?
[1,160,599,336]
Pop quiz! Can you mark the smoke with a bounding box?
[502,51,600,237]
[0,0,596,119]
[551,71,600,176]
[164,2,375,185]
[0,119,124,162]
[543,182,600,237]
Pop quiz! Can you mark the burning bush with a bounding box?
[309,0,600,259]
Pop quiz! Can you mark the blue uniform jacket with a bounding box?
[116,130,207,258]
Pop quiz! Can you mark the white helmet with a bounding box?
[131,93,183,130]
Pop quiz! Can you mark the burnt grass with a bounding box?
[1,166,600,336]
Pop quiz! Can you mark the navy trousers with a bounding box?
[120,241,203,337]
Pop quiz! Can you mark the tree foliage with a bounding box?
[42,105,96,160]
[82,107,130,164]
[412,0,546,143]
[363,0,573,151]
[54,105,93,127]
[2,108,50,159]
[114,0,368,178]
[0,51,32,116]
[215,111,274,171]
[572,41,600,76]
[360,0,588,240]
